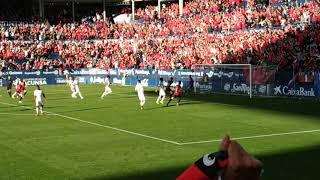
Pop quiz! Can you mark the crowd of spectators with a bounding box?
[1,1,319,41]
[0,0,319,72]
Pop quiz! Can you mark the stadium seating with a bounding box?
[0,0,319,71]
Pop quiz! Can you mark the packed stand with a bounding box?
[0,2,319,40]
[0,0,319,72]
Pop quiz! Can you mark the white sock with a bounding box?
[140,100,145,107]
[161,96,165,102]
[79,92,84,99]
[36,107,39,114]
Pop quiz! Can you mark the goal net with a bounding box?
[193,64,276,98]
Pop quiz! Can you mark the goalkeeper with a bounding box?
[185,75,194,96]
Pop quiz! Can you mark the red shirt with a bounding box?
[16,84,22,93]
[177,164,210,180]
[174,85,182,96]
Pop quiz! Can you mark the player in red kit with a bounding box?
[13,81,27,104]
[13,84,23,103]
[165,77,174,97]
[21,80,28,96]
[167,81,182,106]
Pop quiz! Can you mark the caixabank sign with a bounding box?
[273,85,315,97]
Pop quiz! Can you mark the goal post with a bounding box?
[193,64,253,98]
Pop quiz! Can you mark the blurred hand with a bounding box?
[219,135,263,180]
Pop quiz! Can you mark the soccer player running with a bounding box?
[11,78,21,99]
[21,79,28,96]
[17,80,27,103]
[5,76,13,97]
[33,85,46,116]
[101,75,112,99]
[185,75,195,96]
[156,77,166,104]
[68,77,76,98]
[167,81,182,107]
[165,77,174,97]
[12,82,23,103]
[72,77,84,99]
[135,80,146,110]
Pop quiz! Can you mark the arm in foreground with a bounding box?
[177,135,263,180]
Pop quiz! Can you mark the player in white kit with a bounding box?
[68,77,76,98]
[11,78,21,99]
[101,75,112,99]
[156,77,166,104]
[135,80,145,110]
[33,85,46,116]
[72,77,84,99]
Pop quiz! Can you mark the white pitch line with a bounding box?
[0,101,180,145]
[179,129,320,145]
[3,99,319,146]
[0,112,49,116]
[45,112,180,145]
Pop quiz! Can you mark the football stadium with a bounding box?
[1,0,320,179]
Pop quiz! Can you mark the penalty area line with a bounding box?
[0,112,56,116]
[179,129,320,145]
[46,112,181,145]
[0,101,181,145]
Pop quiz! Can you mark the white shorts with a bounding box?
[36,100,44,106]
[75,87,80,93]
[105,87,112,92]
[159,90,165,96]
[138,94,145,101]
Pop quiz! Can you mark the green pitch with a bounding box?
[0,84,320,180]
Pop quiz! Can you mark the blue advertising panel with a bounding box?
[1,68,320,98]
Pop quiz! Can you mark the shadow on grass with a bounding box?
[46,97,75,101]
[46,106,66,109]
[144,106,167,111]
[110,96,137,100]
[0,105,17,108]
[144,90,320,119]
[144,102,203,110]
[19,108,32,112]
[86,145,320,180]
[56,106,111,113]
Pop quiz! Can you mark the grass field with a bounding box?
[0,84,320,180]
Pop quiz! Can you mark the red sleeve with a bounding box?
[176,164,210,180]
